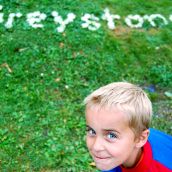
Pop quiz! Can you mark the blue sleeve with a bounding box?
[148,128,172,170]
[102,166,122,172]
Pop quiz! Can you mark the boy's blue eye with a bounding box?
[107,132,117,140]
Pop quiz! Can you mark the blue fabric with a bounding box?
[102,166,122,172]
[148,128,172,170]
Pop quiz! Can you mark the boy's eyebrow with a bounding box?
[102,129,120,134]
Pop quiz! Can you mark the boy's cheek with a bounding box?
[86,136,92,151]
[86,136,90,148]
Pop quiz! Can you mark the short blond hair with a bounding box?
[84,82,152,137]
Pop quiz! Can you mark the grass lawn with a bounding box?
[0,0,172,171]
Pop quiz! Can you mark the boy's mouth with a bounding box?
[93,154,110,161]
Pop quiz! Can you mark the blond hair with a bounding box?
[84,82,152,137]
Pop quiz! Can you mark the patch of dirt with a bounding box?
[153,100,172,121]
[112,26,159,37]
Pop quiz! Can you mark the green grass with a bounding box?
[0,0,172,171]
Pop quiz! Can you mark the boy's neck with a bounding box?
[122,147,143,169]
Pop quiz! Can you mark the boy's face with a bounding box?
[86,106,141,171]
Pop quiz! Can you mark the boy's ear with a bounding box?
[135,129,149,148]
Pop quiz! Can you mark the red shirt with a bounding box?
[121,141,171,172]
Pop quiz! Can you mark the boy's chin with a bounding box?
[95,162,115,171]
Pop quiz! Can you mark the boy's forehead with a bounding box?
[85,106,129,129]
[86,104,124,115]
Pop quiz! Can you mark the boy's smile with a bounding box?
[86,106,142,171]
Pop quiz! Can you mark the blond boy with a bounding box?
[84,82,172,172]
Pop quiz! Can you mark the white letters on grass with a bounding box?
[51,11,76,32]
[0,5,171,33]
[26,11,47,28]
[102,8,120,29]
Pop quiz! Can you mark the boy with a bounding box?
[84,82,172,172]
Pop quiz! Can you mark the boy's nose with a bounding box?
[92,137,105,152]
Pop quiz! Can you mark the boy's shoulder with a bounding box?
[148,128,172,170]
[149,128,172,141]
